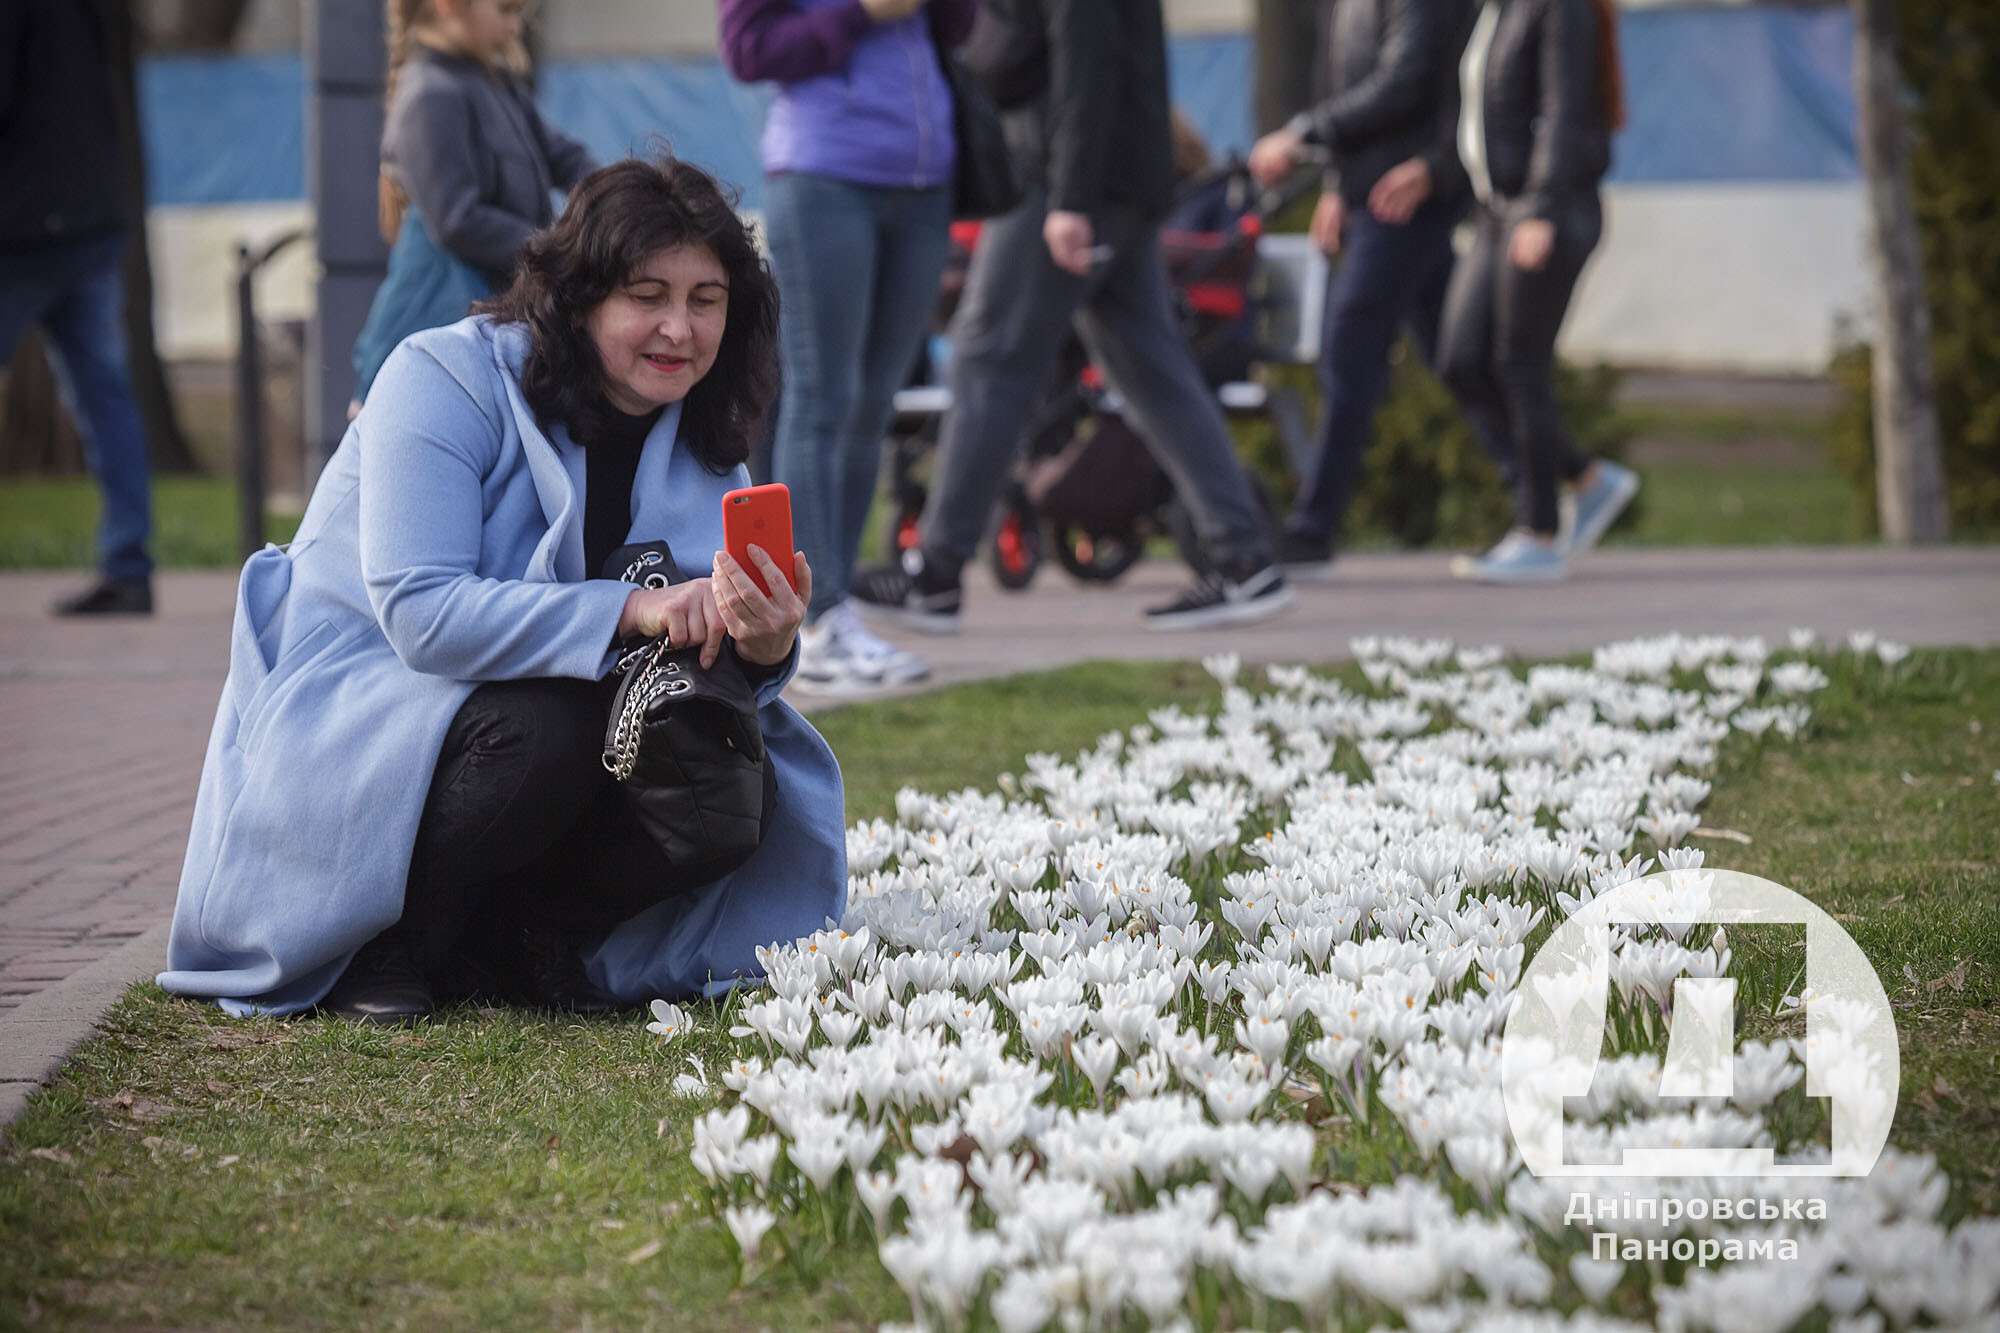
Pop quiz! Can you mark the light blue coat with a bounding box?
[158,316,847,1016]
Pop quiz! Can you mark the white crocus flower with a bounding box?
[646,999,692,1040]
[723,1203,775,1264]
[666,632,1989,1332]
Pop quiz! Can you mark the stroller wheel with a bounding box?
[882,486,928,563]
[1051,523,1144,584]
[989,500,1042,592]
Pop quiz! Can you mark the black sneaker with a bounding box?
[322,925,434,1025]
[1144,557,1295,632]
[519,929,621,1015]
[1275,530,1336,582]
[851,548,963,635]
[52,577,152,616]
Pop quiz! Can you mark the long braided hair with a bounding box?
[377,0,433,244]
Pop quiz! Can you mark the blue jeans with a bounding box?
[764,173,953,620]
[1289,199,1511,546]
[0,231,154,580]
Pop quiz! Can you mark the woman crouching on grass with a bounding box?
[158,158,846,1023]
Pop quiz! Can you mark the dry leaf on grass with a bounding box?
[625,1239,663,1265]
[27,1147,74,1165]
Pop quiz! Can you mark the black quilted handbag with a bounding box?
[600,540,778,886]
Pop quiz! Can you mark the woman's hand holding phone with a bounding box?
[712,547,812,666]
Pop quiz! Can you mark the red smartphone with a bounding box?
[722,483,797,597]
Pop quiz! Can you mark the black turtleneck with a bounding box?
[582,403,663,578]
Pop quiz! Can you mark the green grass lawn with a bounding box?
[1606,460,1858,546]
[0,476,301,569]
[1,650,1995,1329]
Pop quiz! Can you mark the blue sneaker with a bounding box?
[1450,530,1569,584]
[1565,460,1639,555]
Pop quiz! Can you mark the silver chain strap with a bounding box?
[602,639,694,780]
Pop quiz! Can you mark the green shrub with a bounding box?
[1234,347,1631,548]
[1834,0,2000,536]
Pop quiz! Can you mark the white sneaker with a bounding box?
[794,618,884,695]
[825,602,931,685]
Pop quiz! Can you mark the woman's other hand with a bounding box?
[1043,210,1096,276]
[618,578,728,667]
[1509,218,1555,271]
[1248,125,1306,188]
[1308,191,1345,256]
[1368,158,1432,224]
[712,547,812,667]
[862,0,926,20]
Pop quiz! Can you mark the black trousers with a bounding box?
[1287,196,1518,545]
[398,677,686,992]
[1437,193,1602,535]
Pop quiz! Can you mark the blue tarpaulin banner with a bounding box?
[138,7,1858,209]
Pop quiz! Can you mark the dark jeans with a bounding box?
[0,230,153,580]
[921,183,1271,576]
[1437,195,1602,535]
[764,172,954,619]
[399,678,688,990]
[1289,199,1514,545]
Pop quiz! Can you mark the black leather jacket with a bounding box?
[1293,0,1466,208]
[0,0,128,250]
[1446,0,1613,218]
[979,0,1177,221]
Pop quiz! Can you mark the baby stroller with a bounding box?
[882,158,1327,590]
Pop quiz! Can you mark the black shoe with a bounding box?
[322,926,434,1025]
[519,929,621,1015]
[1144,557,1295,632]
[851,548,963,635]
[1275,530,1336,581]
[52,577,152,616]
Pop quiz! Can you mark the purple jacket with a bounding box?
[720,0,979,190]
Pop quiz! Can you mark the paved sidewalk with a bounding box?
[2,547,1996,1118]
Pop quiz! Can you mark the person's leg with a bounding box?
[1490,198,1602,537]
[495,776,688,948]
[763,173,878,624]
[917,186,1090,578]
[39,231,154,589]
[1405,205,1515,489]
[0,244,73,361]
[324,678,606,1020]
[1435,209,1516,504]
[1286,207,1453,551]
[817,186,954,682]
[836,186,954,592]
[1071,216,1270,571]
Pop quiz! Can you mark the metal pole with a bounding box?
[235,242,267,559]
[232,230,311,561]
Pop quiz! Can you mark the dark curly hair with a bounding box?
[475,157,779,473]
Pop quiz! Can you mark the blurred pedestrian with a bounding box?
[1248,0,1502,581]
[854,0,1293,633]
[350,0,596,408]
[0,0,155,616]
[1435,0,1638,583]
[720,0,977,694]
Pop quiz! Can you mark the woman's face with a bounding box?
[587,244,730,416]
[437,0,525,64]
